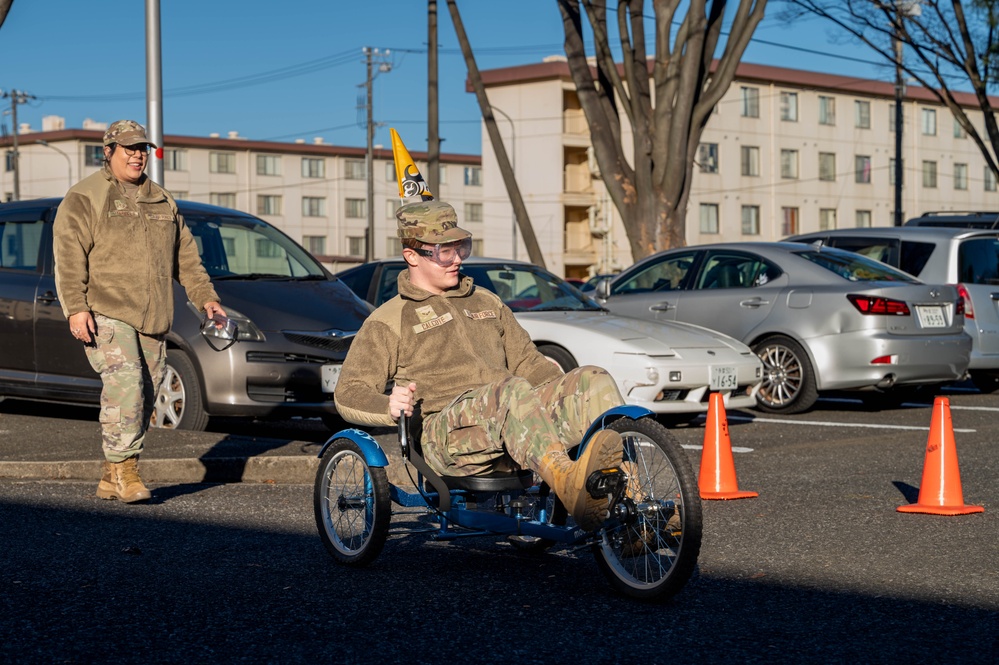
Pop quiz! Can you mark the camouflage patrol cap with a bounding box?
[396,201,472,244]
[103,119,157,148]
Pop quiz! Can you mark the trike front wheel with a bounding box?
[313,439,391,567]
[593,416,702,601]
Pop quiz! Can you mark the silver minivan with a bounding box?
[788,226,999,392]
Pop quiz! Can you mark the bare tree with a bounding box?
[557,0,766,259]
[0,1,16,31]
[783,0,999,183]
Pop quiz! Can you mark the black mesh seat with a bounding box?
[441,469,535,492]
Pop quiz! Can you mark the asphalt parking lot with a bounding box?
[0,387,996,663]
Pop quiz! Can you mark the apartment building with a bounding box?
[2,117,483,270]
[478,58,999,280]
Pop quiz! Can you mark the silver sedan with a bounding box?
[595,242,972,413]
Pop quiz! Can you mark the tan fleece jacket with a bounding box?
[53,166,219,335]
[334,271,561,428]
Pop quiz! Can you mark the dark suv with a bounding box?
[0,198,371,430]
[905,211,999,230]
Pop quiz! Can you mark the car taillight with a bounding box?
[847,294,911,316]
[956,284,972,319]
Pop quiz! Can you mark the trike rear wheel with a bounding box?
[313,439,390,567]
[593,416,702,601]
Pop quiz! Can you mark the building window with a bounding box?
[345,160,366,180]
[921,108,937,136]
[698,143,719,174]
[256,194,282,216]
[255,237,282,258]
[889,104,897,133]
[163,148,187,171]
[303,235,326,256]
[439,164,448,185]
[741,86,759,118]
[345,198,366,218]
[856,210,872,228]
[780,149,798,179]
[855,100,871,129]
[464,202,483,223]
[386,163,397,182]
[922,160,938,188]
[819,152,836,181]
[4,151,13,172]
[954,163,968,190]
[386,199,399,219]
[855,155,872,184]
[347,236,366,257]
[464,166,482,186]
[819,96,836,125]
[954,118,967,139]
[172,191,189,200]
[782,207,799,236]
[741,205,760,235]
[210,192,236,208]
[302,157,325,179]
[699,203,719,234]
[740,146,760,177]
[84,144,104,167]
[780,92,798,122]
[302,196,326,217]
[890,158,901,186]
[210,152,236,174]
[986,167,997,192]
[819,208,837,231]
[256,154,281,176]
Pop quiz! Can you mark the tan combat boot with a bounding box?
[96,457,152,503]
[538,429,623,531]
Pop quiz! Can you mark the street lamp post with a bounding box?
[490,105,516,260]
[36,140,73,191]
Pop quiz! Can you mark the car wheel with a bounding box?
[970,370,999,394]
[752,335,818,414]
[535,344,578,373]
[151,349,209,431]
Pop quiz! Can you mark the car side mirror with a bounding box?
[596,278,611,299]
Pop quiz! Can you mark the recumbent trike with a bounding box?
[313,404,702,601]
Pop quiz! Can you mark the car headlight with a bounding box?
[186,302,266,342]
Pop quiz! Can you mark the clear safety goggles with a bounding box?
[412,237,472,267]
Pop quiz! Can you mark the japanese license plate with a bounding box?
[321,364,342,393]
[710,366,738,390]
[915,305,947,328]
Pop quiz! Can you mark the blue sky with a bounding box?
[0,1,895,156]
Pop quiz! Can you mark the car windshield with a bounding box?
[185,215,327,279]
[461,265,604,312]
[795,248,919,283]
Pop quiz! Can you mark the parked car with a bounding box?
[335,257,763,416]
[593,242,971,414]
[904,211,999,230]
[788,226,999,392]
[0,197,372,430]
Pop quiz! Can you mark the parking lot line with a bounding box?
[726,414,976,433]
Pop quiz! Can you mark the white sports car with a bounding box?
[335,257,762,415]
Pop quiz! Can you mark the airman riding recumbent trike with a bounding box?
[312,404,702,601]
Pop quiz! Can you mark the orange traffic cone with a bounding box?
[897,397,984,516]
[699,392,758,500]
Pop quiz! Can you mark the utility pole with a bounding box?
[1,89,35,201]
[427,0,440,196]
[146,0,165,186]
[362,47,392,263]
[893,20,904,227]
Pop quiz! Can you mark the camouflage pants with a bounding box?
[421,365,624,477]
[84,314,166,463]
